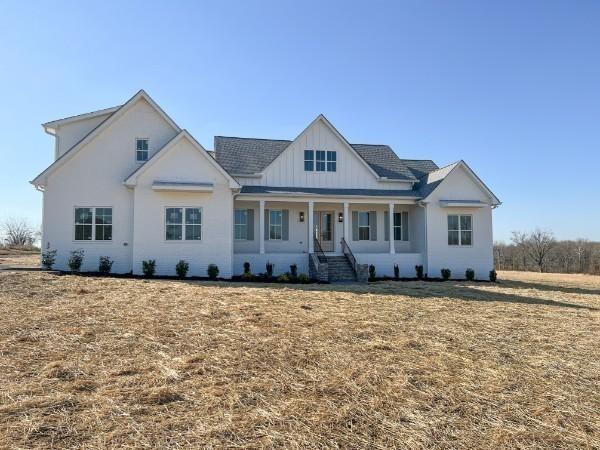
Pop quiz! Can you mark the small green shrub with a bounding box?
[240,272,254,281]
[243,261,251,274]
[98,256,114,275]
[289,263,298,277]
[68,249,85,273]
[142,259,156,277]
[175,260,189,279]
[265,261,274,278]
[465,268,475,281]
[393,264,400,280]
[489,269,497,282]
[277,274,290,283]
[415,265,424,280]
[207,264,219,280]
[441,268,451,280]
[298,273,310,284]
[41,245,57,270]
[368,264,376,281]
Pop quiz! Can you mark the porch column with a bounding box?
[343,202,349,242]
[259,199,265,254]
[308,200,314,253]
[389,202,395,254]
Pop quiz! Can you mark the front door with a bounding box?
[314,211,334,252]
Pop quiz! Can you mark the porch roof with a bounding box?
[239,185,421,198]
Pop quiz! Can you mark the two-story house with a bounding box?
[31,90,500,281]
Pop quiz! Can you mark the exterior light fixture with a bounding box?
[338,212,344,222]
[299,211,305,222]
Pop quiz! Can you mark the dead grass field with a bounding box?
[1,269,599,449]
[0,248,39,267]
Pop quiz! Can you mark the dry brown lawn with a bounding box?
[0,248,39,267]
[0,269,599,449]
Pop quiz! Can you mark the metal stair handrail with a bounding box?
[340,237,357,275]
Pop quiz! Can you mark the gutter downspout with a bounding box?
[417,201,428,277]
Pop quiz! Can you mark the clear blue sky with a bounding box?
[1,1,599,242]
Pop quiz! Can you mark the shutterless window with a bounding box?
[269,209,282,240]
[393,212,402,241]
[166,207,202,241]
[448,214,472,246]
[326,151,336,172]
[136,138,149,162]
[304,150,314,171]
[234,209,248,240]
[316,150,326,171]
[358,211,370,240]
[74,207,112,241]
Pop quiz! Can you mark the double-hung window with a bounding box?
[74,207,112,241]
[166,207,202,241]
[234,209,248,240]
[326,151,336,171]
[448,214,472,246]
[269,210,282,240]
[358,211,370,240]
[136,138,149,162]
[393,212,402,241]
[304,150,314,171]
[316,150,326,171]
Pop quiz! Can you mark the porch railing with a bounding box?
[313,237,327,263]
[340,237,357,274]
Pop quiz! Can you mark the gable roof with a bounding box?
[124,130,240,189]
[31,90,181,188]
[215,119,438,182]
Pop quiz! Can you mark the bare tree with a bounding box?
[523,229,557,272]
[510,231,529,270]
[1,218,36,247]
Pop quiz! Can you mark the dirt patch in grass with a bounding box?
[0,270,599,448]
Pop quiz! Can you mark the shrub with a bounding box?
[142,259,156,277]
[175,260,189,279]
[41,245,57,270]
[243,261,251,274]
[240,272,254,281]
[298,273,310,284]
[207,264,219,280]
[393,264,400,280]
[489,269,497,282]
[441,268,451,280]
[98,256,114,275]
[465,268,475,281]
[265,261,274,278]
[415,265,424,280]
[368,264,376,281]
[68,249,85,273]
[289,263,298,277]
[277,274,290,283]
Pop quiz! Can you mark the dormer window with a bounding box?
[136,138,149,162]
[304,150,336,172]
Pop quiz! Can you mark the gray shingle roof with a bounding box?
[214,136,438,182]
[240,186,421,197]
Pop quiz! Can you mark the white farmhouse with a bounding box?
[32,90,501,281]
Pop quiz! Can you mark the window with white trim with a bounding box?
[448,214,472,246]
[304,150,314,171]
[326,151,336,171]
[234,209,248,240]
[304,149,336,172]
[393,212,402,241]
[136,138,149,162]
[316,150,326,171]
[269,209,282,240]
[165,207,202,241]
[74,207,112,241]
[358,211,370,240]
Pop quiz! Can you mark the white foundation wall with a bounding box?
[424,165,495,280]
[233,253,309,276]
[132,138,234,278]
[41,98,178,273]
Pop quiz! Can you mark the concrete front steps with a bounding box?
[326,256,357,282]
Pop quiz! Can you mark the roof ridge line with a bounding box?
[215,136,292,142]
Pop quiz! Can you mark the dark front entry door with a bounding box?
[314,211,334,252]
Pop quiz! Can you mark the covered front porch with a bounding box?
[232,194,425,278]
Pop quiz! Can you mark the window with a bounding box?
[74,207,112,241]
[165,207,202,241]
[326,151,336,172]
[316,150,326,171]
[358,211,370,240]
[304,150,314,171]
[136,138,149,162]
[269,209,282,240]
[448,214,472,246]
[393,212,402,241]
[234,209,248,240]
